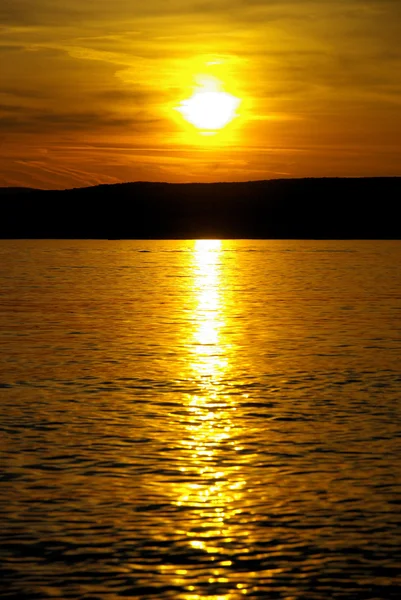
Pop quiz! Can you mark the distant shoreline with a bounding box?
[2,175,401,194]
[1,178,400,239]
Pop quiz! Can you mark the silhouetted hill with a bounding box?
[0,178,400,239]
[0,187,39,195]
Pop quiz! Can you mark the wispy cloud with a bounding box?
[1,0,400,186]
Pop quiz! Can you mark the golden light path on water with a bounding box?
[169,241,249,599]
[1,241,401,600]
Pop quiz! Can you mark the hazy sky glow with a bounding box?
[1,1,401,188]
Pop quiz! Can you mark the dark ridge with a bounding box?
[0,187,39,195]
[0,178,400,239]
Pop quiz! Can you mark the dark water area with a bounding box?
[1,240,401,599]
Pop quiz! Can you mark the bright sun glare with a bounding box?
[176,76,241,132]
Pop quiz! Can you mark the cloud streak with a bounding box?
[1,0,401,186]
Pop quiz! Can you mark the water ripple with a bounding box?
[1,240,401,599]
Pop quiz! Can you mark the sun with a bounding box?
[176,80,241,132]
[177,91,240,131]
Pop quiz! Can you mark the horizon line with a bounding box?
[1,175,401,193]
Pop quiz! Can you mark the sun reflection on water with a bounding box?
[171,240,249,598]
[191,240,227,380]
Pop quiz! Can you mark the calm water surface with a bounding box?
[1,240,401,599]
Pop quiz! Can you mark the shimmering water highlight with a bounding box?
[1,239,401,599]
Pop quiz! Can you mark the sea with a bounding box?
[0,239,400,600]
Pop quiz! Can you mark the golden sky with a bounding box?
[1,1,401,188]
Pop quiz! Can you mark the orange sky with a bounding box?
[1,1,401,188]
